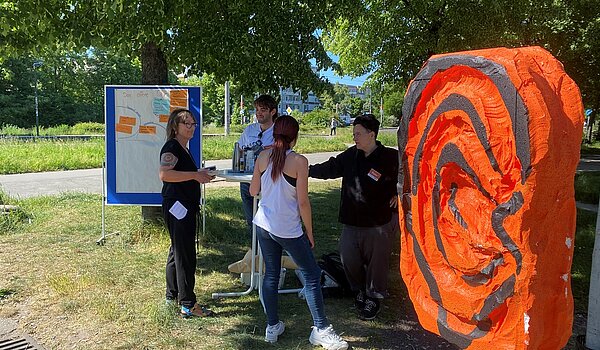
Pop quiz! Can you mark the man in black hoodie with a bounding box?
[309,114,399,321]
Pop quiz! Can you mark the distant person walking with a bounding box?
[330,117,338,136]
[159,108,215,318]
[250,115,348,349]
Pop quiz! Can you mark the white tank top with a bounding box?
[253,151,303,238]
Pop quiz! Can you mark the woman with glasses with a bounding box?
[159,108,215,318]
[250,115,348,349]
[309,114,399,321]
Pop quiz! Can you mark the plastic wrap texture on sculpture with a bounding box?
[397,46,584,349]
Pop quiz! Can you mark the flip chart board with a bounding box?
[105,85,202,205]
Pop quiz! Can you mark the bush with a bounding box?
[0,124,31,135]
[301,109,334,127]
[41,124,71,135]
[575,172,600,204]
[383,115,400,127]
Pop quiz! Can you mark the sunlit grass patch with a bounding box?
[0,138,105,174]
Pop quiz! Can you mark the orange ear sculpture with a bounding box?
[397,46,584,349]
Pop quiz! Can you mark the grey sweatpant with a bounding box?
[339,214,399,299]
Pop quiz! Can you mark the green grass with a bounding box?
[575,172,600,204]
[0,182,418,349]
[0,122,105,135]
[0,127,399,174]
[0,172,596,348]
[0,138,105,174]
[571,208,597,313]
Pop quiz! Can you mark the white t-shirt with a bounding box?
[238,123,274,149]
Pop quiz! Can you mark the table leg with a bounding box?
[211,195,259,299]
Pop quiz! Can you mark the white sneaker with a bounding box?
[265,320,285,343]
[309,324,348,350]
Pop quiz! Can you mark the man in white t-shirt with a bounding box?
[238,94,278,230]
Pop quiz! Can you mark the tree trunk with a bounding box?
[141,41,168,222]
[141,42,168,85]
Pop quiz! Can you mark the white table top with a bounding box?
[217,169,253,183]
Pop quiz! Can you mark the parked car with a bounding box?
[340,114,351,126]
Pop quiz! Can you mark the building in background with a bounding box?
[245,74,370,120]
[346,85,370,100]
[278,87,321,115]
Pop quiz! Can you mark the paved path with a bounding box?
[0,152,341,199]
[1,152,599,200]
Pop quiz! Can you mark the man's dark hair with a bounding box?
[353,113,380,137]
[254,94,279,119]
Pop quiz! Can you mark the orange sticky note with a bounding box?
[119,116,136,125]
[170,90,188,99]
[159,114,169,123]
[139,125,157,134]
[170,98,188,108]
[116,123,133,134]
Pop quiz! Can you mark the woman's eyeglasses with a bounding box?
[180,122,198,129]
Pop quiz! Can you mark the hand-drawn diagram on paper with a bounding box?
[114,88,189,193]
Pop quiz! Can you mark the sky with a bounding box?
[320,68,370,87]
[313,52,371,87]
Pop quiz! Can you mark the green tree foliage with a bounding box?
[348,96,365,118]
[0,51,141,127]
[383,89,403,118]
[318,83,366,118]
[324,0,600,127]
[183,74,248,126]
[183,74,225,126]
[301,108,334,127]
[1,0,360,97]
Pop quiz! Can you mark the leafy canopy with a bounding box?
[324,0,600,114]
[2,0,361,96]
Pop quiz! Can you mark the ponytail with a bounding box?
[268,115,299,181]
[270,137,289,181]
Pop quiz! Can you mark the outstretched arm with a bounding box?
[308,151,348,179]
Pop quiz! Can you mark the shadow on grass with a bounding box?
[198,185,457,349]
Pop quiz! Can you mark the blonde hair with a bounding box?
[166,109,194,140]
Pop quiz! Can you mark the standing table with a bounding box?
[211,170,301,303]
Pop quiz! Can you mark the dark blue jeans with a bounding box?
[240,182,254,231]
[257,226,328,328]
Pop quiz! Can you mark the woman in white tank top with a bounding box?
[249,115,348,350]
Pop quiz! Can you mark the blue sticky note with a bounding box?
[153,98,170,114]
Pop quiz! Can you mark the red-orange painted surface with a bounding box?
[398,46,583,349]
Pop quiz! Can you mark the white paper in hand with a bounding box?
[169,201,188,220]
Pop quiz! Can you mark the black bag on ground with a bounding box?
[318,252,353,298]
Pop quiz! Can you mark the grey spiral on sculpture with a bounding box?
[397,54,531,348]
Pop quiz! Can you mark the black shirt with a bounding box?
[309,142,399,227]
[160,138,200,203]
